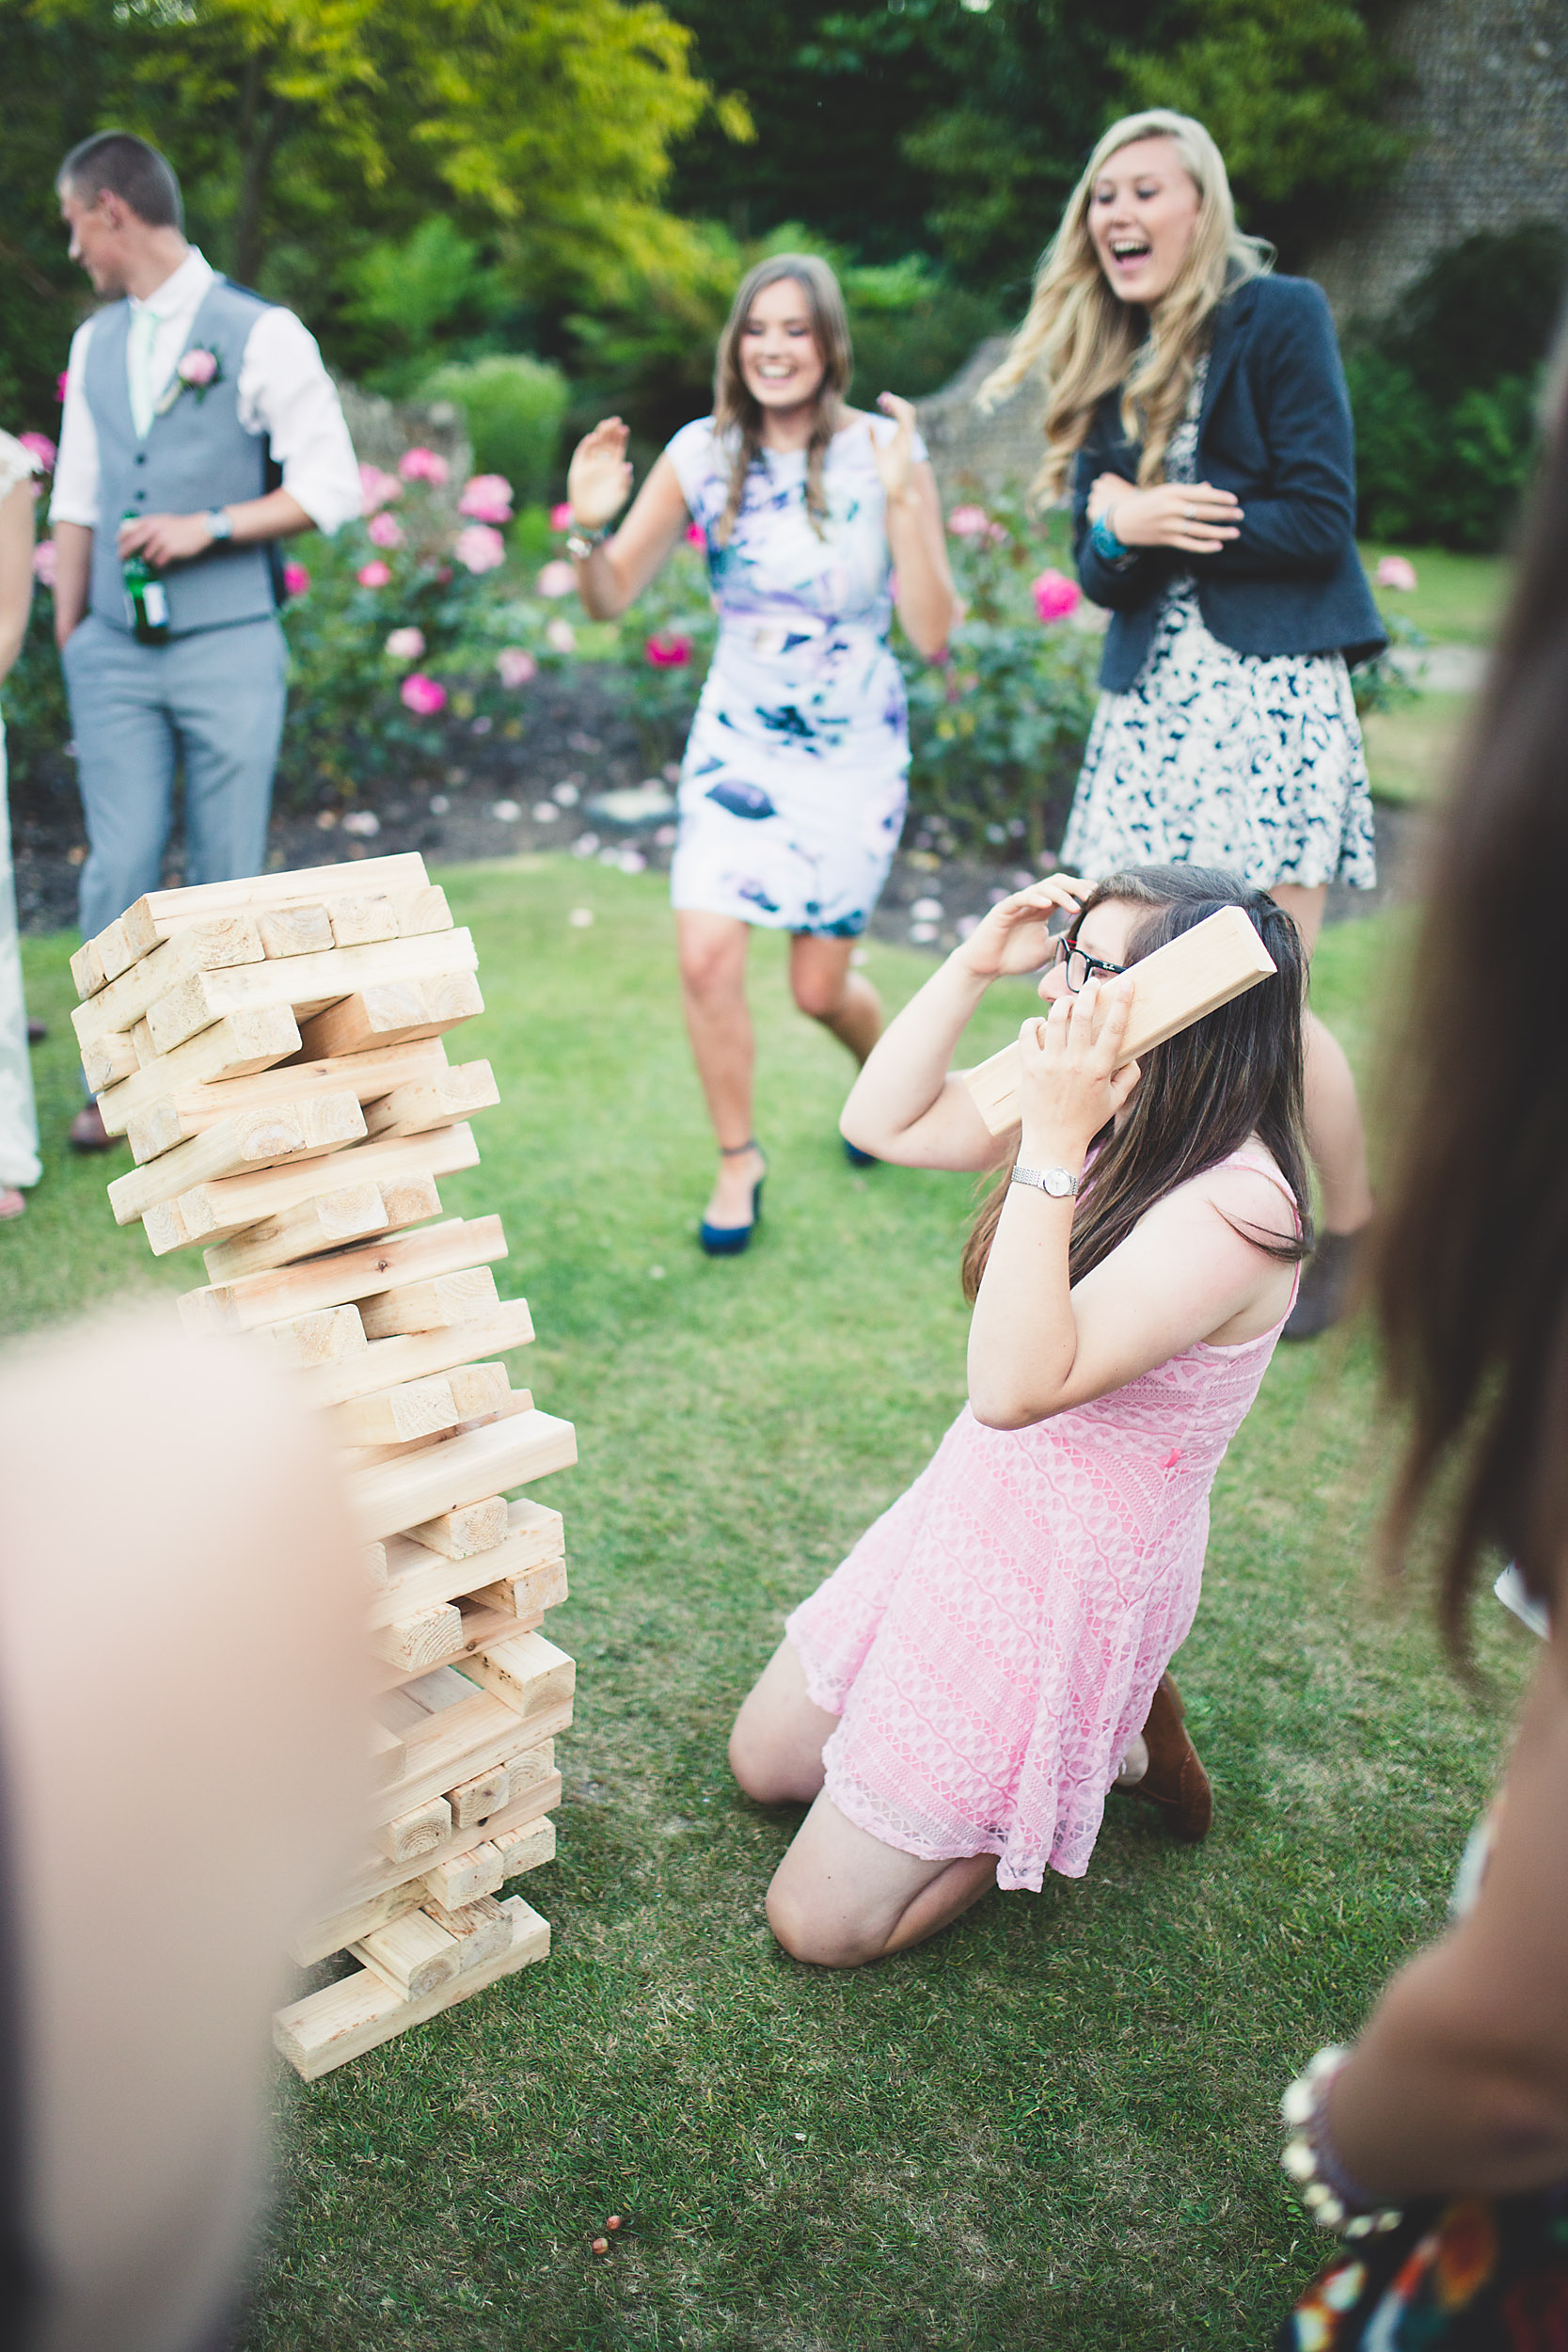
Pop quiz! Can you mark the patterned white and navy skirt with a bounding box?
[1061,581,1378,895]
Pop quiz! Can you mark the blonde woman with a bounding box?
[0,431,42,1223]
[987,111,1384,1337]
[564,255,961,1253]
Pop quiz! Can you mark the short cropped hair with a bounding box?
[57,132,183,230]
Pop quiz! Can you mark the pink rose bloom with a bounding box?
[454,523,506,575]
[459,473,515,524]
[358,463,402,515]
[536,559,577,598]
[19,431,55,473]
[179,348,218,387]
[357,560,392,589]
[947,504,992,538]
[496,647,538,689]
[645,630,693,669]
[32,539,56,588]
[283,560,311,597]
[400,673,448,716]
[1376,554,1418,592]
[385,626,425,660]
[399,446,450,485]
[55,372,68,404]
[367,512,403,549]
[549,501,575,532]
[1031,567,1082,623]
[545,616,578,655]
[685,521,705,548]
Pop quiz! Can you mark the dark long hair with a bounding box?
[1374,355,1568,1655]
[961,866,1310,1304]
[711,254,852,548]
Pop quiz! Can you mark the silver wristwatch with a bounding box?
[205,507,233,543]
[1010,1162,1080,1200]
[565,523,611,560]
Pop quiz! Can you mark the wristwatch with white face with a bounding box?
[1010,1162,1080,1200]
[205,508,233,543]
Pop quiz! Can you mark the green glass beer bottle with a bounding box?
[120,511,170,645]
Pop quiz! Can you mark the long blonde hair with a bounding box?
[712,253,852,546]
[981,110,1271,504]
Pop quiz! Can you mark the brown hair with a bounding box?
[712,253,852,547]
[1374,351,1568,1656]
[979,110,1270,506]
[57,131,183,231]
[961,866,1310,1304]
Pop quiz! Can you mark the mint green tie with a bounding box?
[127,306,161,440]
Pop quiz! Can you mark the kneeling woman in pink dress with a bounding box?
[729,864,1307,1964]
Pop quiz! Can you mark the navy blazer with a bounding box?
[1072,274,1386,691]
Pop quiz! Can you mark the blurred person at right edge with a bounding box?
[985,110,1383,1338]
[1272,330,1568,2344]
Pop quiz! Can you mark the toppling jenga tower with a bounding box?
[71,852,578,2078]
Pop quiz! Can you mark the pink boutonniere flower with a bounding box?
[155,346,225,417]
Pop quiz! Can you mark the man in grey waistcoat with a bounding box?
[50,131,360,1146]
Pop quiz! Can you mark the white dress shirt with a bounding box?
[52,246,361,536]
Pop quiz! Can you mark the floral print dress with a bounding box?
[1062,358,1378,896]
[664,414,921,936]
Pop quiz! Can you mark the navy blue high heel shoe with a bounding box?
[843,1136,878,1168]
[699,1139,767,1257]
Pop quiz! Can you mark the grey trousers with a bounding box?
[62,611,288,944]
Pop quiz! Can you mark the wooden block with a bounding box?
[140,1196,198,1255]
[274,1897,549,2080]
[504,1747,559,1809]
[142,928,479,1056]
[192,1180,392,1274]
[295,971,484,1062]
[97,1005,303,1134]
[301,1296,531,1409]
[376,1793,453,1863]
[372,1599,522,1692]
[124,1039,451,1157]
[388,884,452,937]
[82,1031,142,1093]
[421,1839,506,1909]
[167,1120,476,1246]
[370,1500,565,1631]
[421,1893,514,1972]
[371,1600,465,1674]
[326,894,402,947]
[96,914,135,982]
[361,1061,499,1141]
[70,937,106,1000]
[370,1719,405,1788]
[362,1541,389,1591]
[179,1213,507,1333]
[130,1018,159,1067]
[491,1816,556,1883]
[405,1493,510,1561]
[109,1091,366,1220]
[447,1361,509,1420]
[252,1304,368,1369]
[333,1375,461,1450]
[348,1386,535,1475]
[350,1906,463,2000]
[359,1266,499,1341]
[401,1664,475,1714]
[321,1762,561,1926]
[293,1882,424,1963]
[962,905,1279,1138]
[448,1763,509,1830]
[258,902,336,959]
[465,1629,575,1724]
[119,853,431,960]
[372,1688,572,1829]
[71,914,267,1051]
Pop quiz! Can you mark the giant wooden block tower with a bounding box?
[71,852,578,2077]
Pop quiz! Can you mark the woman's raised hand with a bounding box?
[870,392,919,503]
[1018,975,1140,1155]
[957,874,1087,983]
[565,419,634,532]
[1100,480,1242,557]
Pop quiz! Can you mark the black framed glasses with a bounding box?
[1053,936,1129,993]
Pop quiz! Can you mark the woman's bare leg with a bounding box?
[731,1643,997,1967]
[788,932,883,1065]
[676,909,767,1226]
[1271,882,1375,1236]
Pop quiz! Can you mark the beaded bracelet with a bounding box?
[1279,2045,1405,2239]
[1087,513,1135,568]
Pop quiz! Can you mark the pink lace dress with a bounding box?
[786,1152,1297,1891]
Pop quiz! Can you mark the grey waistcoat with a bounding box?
[84,276,280,638]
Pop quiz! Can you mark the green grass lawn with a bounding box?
[1357,544,1509,646]
[8,865,1530,2350]
[1361,688,1473,810]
